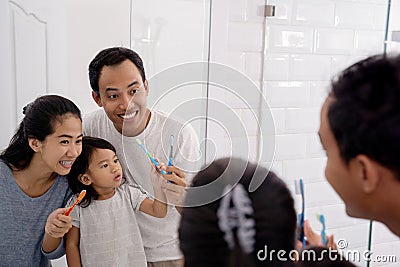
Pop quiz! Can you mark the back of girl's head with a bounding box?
[179,157,297,267]
[0,95,81,170]
[67,136,117,207]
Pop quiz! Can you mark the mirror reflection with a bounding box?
[1,0,400,266]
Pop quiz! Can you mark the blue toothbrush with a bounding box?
[295,178,306,248]
[167,135,174,174]
[316,214,327,245]
[136,139,166,175]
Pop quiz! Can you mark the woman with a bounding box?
[0,95,83,266]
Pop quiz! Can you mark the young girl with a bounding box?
[66,136,168,267]
[0,95,83,266]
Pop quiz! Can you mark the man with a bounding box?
[84,47,200,266]
[319,54,400,237]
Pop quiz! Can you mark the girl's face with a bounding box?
[83,148,123,199]
[36,114,83,176]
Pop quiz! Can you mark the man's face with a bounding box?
[319,97,366,218]
[93,59,150,137]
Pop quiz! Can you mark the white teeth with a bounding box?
[121,111,138,120]
[60,161,73,167]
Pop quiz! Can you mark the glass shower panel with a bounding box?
[130,0,211,166]
[261,1,391,266]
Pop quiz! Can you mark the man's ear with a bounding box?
[28,138,41,152]
[92,91,103,107]
[78,174,91,185]
[355,155,381,194]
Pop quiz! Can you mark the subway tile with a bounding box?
[223,77,262,109]
[267,25,314,53]
[305,181,342,207]
[319,204,359,229]
[289,54,331,81]
[335,2,385,30]
[372,222,400,244]
[285,107,320,133]
[267,0,293,25]
[275,134,307,160]
[270,108,285,134]
[306,133,326,157]
[310,81,329,107]
[246,0,266,23]
[293,0,334,26]
[265,81,310,108]
[264,54,290,80]
[215,51,246,74]
[266,160,284,178]
[331,55,355,77]
[228,21,264,52]
[337,223,370,249]
[282,157,326,183]
[229,0,246,22]
[354,30,385,55]
[314,28,355,54]
[244,52,263,81]
[240,108,260,136]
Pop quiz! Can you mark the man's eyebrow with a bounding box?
[127,81,140,88]
[105,87,118,92]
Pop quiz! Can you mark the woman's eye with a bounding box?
[60,140,69,144]
[130,89,138,95]
[108,94,118,99]
[102,164,108,168]
[114,158,119,163]
[76,139,82,144]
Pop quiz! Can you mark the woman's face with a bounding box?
[36,114,83,176]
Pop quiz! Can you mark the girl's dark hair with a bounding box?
[67,136,117,207]
[88,47,146,94]
[0,95,82,170]
[179,157,296,267]
[328,54,400,178]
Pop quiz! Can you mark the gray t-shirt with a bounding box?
[0,161,72,267]
[83,109,201,262]
[70,183,148,267]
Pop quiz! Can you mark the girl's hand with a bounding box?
[45,208,72,238]
[303,220,337,249]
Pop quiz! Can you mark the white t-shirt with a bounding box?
[83,109,201,262]
[70,183,148,267]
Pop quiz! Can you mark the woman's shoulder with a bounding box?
[0,160,12,177]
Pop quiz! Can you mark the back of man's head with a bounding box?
[328,54,400,179]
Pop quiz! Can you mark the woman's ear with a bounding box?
[28,138,41,152]
[355,155,381,194]
[78,174,91,185]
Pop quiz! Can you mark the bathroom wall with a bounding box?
[208,0,400,266]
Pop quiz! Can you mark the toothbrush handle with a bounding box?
[150,157,166,175]
[167,157,173,174]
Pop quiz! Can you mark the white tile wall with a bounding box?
[265,81,310,108]
[293,0,335,26]
[210,0,400,265]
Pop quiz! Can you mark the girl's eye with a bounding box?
[60,140,69,144]
[102,164,108,168]
[130,89,138,95]
[114,158,119,163]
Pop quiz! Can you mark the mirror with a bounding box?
[1,0,399,266]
